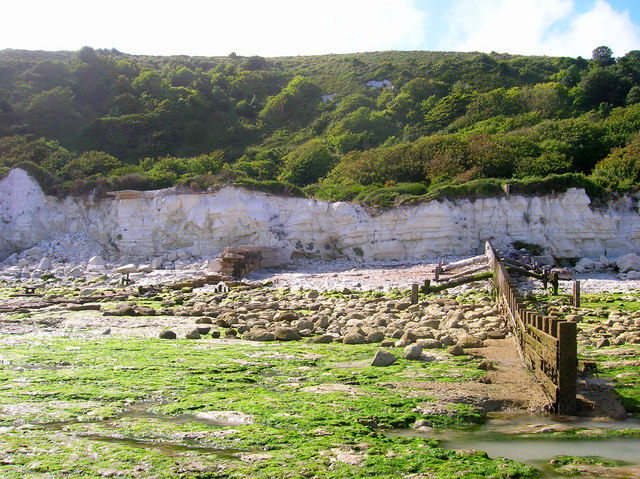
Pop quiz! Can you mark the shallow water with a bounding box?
[84,434,243,458]
[389,412,640,475]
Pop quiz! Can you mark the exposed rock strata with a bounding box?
[1,168,639,262]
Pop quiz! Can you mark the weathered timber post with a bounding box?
[434,264,442,281]
[557,320,577,414]
[551,272,559,295]
[411,284,419,305]
[422,279,430,294]
[572,281,581,308]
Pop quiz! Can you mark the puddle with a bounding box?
[4,362,71,371]
[31,401,249,458]
[388,413,640,476]
[83,434,242,458]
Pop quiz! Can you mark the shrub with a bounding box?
[234,179,305,197]
[280,140,336,186]
[591,137,640,191]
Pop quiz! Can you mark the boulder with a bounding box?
[617,253,640,273]
[486,331,507,340]
[274,327,301,341]
[113,264,137,275]
[66,266,84,278]
[395,331,417,347]
[196,326,211,335]
[37,257,52,271]
[88,256,105,266]
[371,350,397,367]
[243,329,276,341]
[417,338,442,349]
[343,332,366,344]
[151,257,164,269]
[109,304,137,316]
[447,345,465,356]
[551,267,573,280]
[365,331,385,343]
[456,334,484,349]
[306,334,334,344]
[477,360,497,371]
[159,330,177,339]
[135,306,156,316]
[185,330,201,339]
[274,311,299,322]
[403,343,423,360]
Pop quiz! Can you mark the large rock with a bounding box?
[617,253,640,273]
[88,256,105,266]
[244,329,276,341]
[371,350,397,367]
[403,343,423,360]
[417,338,443,349]
[456,334,484,349]
[343,331,366,344]
[36,257,52,271]
[113,264,137,275]
[274,327,301,341]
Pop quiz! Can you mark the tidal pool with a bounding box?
[389,413,640,468]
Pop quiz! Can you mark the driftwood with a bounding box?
[425,271,493,293]
[441,254,487,272]
[438,263,489,282]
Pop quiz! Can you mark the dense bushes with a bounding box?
[2,47,640,203]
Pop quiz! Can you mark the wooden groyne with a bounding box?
[485,242,577,414]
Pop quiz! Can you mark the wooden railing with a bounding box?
[485,242,577,414]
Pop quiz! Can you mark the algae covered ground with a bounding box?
[0,334,535,478]
[1,279,640,478]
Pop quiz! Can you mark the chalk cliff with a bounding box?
[1,168,639,263]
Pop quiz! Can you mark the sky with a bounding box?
[1,0,639,59]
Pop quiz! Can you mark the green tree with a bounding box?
[627,85,640,105]
[25,87,80,140]
[424,92,475,132]
[591,135,640,189]
[0,136,73,171]
[578,67,629,107]
[61,150,122,179]
[169,67,197,88]
[188,151,224,175]
[259,75,321,127]
[521,82,571,118]
[327,107,397,153]
[592,45,615,67]
[132,70,170,103]
[280,139,335,186]
[389,78,448,122]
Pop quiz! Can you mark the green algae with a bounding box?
[0,335,536,478]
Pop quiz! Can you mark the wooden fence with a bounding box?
[485,242,577,414]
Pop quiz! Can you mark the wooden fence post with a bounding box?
[557,321,577,414]
[411,284,419,305]
[572,281,580,308]
[551,273,559,295]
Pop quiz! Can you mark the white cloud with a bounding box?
[2,0,638,57]
[0,0,428,56]
[440,0,640,57]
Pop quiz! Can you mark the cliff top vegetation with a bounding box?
[1,46,639,205]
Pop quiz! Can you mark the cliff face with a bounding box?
[1,168,639,262]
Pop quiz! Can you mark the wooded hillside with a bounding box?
[1,46,639,204]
